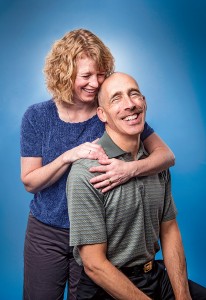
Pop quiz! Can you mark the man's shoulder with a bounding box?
[140,169,171,186]
[67,159,103,197]
[70,158,102,181]
[72,158,101,169]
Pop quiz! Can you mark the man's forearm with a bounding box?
[84,259,151,300]
[161,220,192,300]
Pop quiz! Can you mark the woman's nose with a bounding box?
[89,75,99,88]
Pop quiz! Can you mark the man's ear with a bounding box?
[97,107,107,123]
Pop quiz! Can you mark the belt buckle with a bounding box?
[143,261,152,273]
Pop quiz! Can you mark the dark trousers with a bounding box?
[77,261,206,300]
[23,214,82,300]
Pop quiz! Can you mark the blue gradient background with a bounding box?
[0,1,205,299]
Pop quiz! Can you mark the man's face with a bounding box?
[97,73,146,138]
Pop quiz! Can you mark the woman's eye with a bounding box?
[82,75,90,79]
[98,73,106,78]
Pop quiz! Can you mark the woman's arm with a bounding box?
[21,141,108,194]
[138,132,175,175]
[89,133,175,193]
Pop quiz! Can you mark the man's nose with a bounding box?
[123,96,136,110]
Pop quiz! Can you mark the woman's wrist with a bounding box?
[61,150,74,165]
[129,160,145,177]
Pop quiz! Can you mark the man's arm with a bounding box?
[160,219,192,300]
[79,242,151,300]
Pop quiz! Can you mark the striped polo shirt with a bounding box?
[67,132,177,268]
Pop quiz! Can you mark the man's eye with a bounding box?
[131,92,140,97]
[111,96,120,102]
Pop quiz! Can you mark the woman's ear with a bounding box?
[97,107,107,123]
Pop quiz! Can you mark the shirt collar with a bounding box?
[98,131,148,160]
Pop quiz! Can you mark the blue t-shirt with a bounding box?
[20,99,154,228]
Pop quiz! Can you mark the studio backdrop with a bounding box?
[0,0,205,299]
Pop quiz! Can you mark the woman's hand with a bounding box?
[21,139,107,194]
[89,158,134,193]
[62,139,108,163]
[89,132,176,193]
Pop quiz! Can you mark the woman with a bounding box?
[20,29,175,300]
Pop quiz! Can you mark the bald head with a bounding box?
[98,72,140,107]
[97,71,146,154]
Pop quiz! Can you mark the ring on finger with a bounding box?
[88,150,92,154]
[108,179,112,185]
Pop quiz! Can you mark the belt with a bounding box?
[120,260,153,276]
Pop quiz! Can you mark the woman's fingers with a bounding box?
[83,142,108,159]
[90,174,111,187]
[89,158,133,193]
[68,142,108,162]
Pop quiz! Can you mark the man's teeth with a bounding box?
[124,114,138,121]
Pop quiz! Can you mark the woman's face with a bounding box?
[73,56,106,104]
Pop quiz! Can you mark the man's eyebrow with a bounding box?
[109,87,141,101]
[109,91,122,101]
[128,88,141,94]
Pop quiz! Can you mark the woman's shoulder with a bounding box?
[25,99,54,113]
[23,99,55,119]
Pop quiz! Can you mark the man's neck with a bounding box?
[106,128,140,160]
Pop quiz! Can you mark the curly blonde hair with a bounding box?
[44,28,115,104]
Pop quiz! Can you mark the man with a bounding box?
[67,72,206,299]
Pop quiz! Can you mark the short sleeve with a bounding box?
[20,105,43,157]
[161,170,177,222]
[140,122,154,141]
[67,160,107,247]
